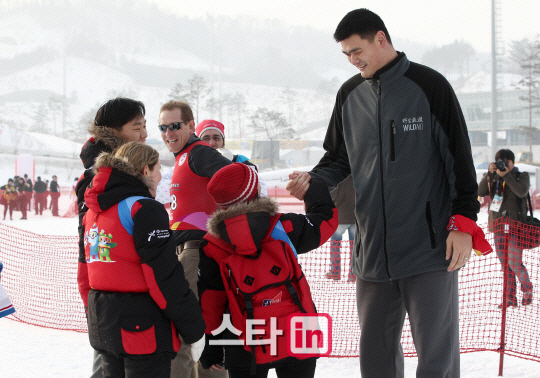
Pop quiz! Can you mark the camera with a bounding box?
[496,159,507,171]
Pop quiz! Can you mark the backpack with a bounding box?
[218,215,316,368]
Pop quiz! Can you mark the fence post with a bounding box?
[498,214,510,376]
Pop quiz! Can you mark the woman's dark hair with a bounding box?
[495,149,515,164]
[334,8,392,45]
[93,97,145,131]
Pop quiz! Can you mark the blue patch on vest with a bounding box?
[118,196,147,235]
[271,220,297,257]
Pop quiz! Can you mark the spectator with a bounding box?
[196,119,267,198]
[1,179,17,221]
[16,177,31,220]
[49,175,60,217]
[33,176,47,215]
[24,174,33,211]
[478,149,533,307]
[325,175,356,282]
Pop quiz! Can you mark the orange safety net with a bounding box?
[1,215,540,362]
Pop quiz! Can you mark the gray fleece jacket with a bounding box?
[312,52,480,282]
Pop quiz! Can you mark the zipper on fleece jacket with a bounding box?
[390,120,396,161]
[377,80,392,280]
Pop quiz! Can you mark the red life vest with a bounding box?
[170,142,217,231]
[84,198,148,293]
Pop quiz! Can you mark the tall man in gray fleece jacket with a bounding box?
[287,9,481,378]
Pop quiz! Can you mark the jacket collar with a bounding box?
[367,51,409,86]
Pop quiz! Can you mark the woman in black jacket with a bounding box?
[79,142,205,377]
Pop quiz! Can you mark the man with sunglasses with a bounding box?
[159,101,231,378]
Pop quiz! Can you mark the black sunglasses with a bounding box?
[158,122,184,132]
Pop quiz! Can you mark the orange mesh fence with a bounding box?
[1,215,540,362]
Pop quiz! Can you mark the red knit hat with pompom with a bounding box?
[207,163,259,208]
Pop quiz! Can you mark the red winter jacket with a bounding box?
[198,178,338,370]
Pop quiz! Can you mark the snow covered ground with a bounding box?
[0,318,538,378]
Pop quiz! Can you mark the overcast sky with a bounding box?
[152,0,539,53]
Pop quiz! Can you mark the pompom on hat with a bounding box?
[208,163,259,208]
[196,119,225,139]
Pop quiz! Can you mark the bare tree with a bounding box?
[249,108,293,168]
[317,77,340,119]
[225,92,247,139]
[2,119,23,154]
[168,74,211,122]
[31,103,50,133]
[280,87,297,126]
[509,37,540,155]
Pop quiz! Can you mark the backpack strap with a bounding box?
[285,279,307,313]
[244,294,257,376]
[118,196,147,235]
[270,220,297,257]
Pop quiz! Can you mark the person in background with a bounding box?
[325,175,356,282]
[49,175,60,217]
[33,176,47,215]
[158,101,232,378]
[0,261,16,318]
[24,174,33,211]
[79,142,205,377]
[1,179,17,221]
[76,97,148,378]
[478,148,533,307]
[196,119,267,198]
[286,9,490,378]
[44,179,50,210]
[16,177,30,220]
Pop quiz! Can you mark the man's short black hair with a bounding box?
[495,149,515,164]
[334,8,392,45]
[93,97,145,131]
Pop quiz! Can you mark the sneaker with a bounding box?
[522,291,533,306]
[325,272,340,280]
[498,298,518,309]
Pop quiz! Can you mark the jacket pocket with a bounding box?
[120,316,157,355]
[425,202,436,249]
[390,120,396,161]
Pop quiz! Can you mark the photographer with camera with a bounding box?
[479,149,533,307]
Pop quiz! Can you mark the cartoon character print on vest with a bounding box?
[84,223,100,262]
[98,231,117,262]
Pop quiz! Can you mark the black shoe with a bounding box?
[523,291,533,306]
[499,299,518,309]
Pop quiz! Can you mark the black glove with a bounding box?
[199,333,224,370]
